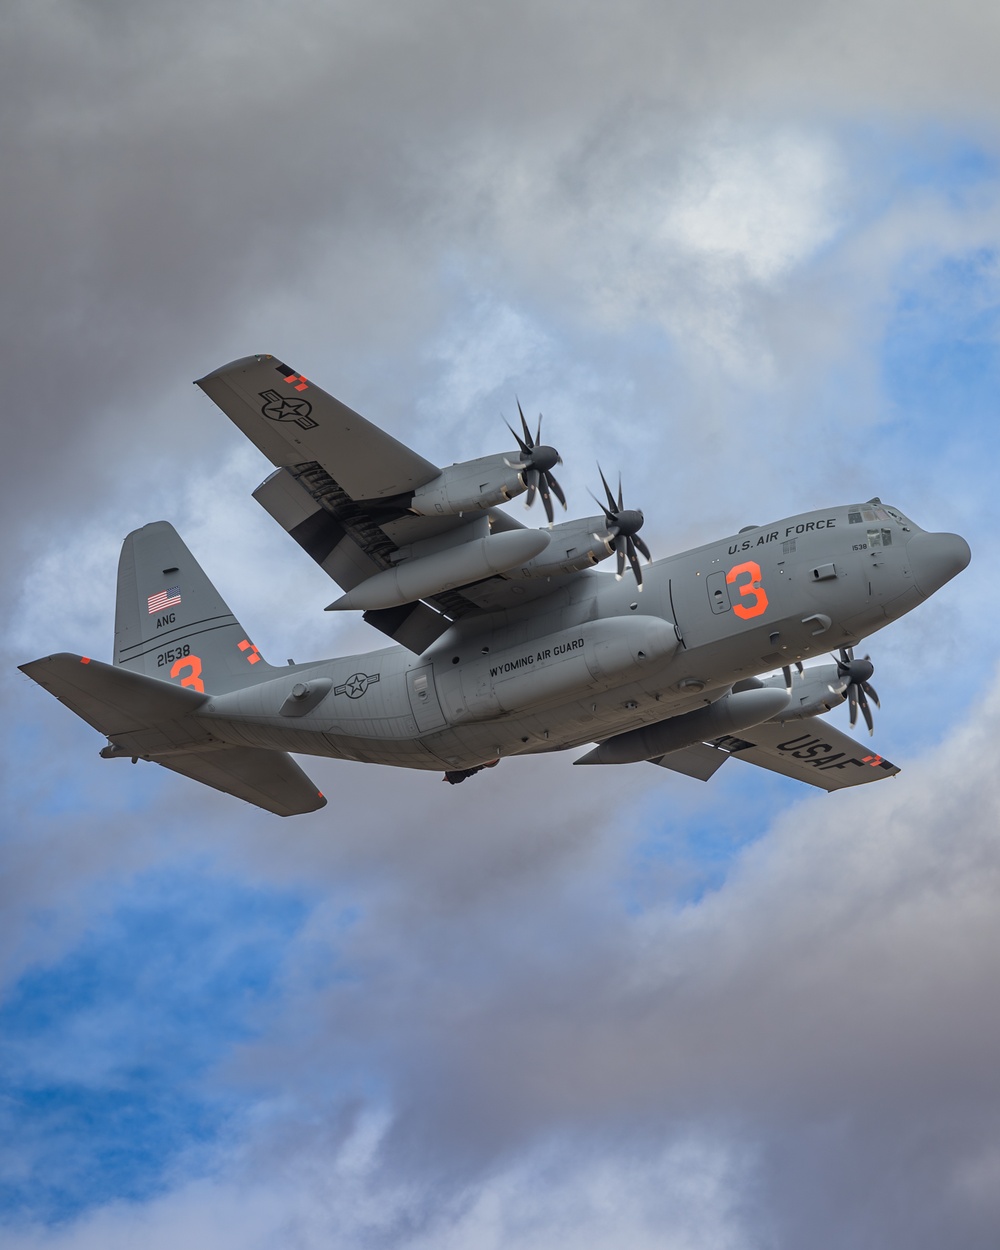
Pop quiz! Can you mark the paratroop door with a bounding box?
[406,665,448,732]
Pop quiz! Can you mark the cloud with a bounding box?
[4,1129,755,1250]
[6,666,1000,1247]
[3,0,999,1245]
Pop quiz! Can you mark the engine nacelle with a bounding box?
[501,515,612,579]
[758,663,846,720]
[409,453,525,516]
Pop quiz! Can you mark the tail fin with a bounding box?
[115,521,283,696]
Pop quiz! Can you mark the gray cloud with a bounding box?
[4,0,999,1245]
[6,0,999,546]
[7,669,1000,1247]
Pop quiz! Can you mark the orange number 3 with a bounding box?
[170,655,205,692]
[726,561,769,620]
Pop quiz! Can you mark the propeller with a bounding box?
[504,401,566,524]
[832,646,880,735]
[592,466,651,589]
[781,661,804,692]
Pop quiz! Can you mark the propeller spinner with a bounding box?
[833,646,881,735]
[505,402,566,524]
[593,467,652,589]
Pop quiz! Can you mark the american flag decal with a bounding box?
[148,586,181,615]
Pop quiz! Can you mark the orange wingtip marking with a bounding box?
[317,791,324,799]
[246,652,260,664]
[80,656,91,664]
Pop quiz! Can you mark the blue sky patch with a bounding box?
[623,764,803,912]
[883,247,1000,441]
[0,868,309,1226]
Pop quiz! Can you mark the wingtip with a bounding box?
[194,354,274,387]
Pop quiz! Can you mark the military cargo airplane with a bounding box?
[21,355,971,816]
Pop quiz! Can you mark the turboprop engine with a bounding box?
[500,515,615,580]
[409,403,566,521]
[408,452,529,516]
[756,664,845,720]
[758,649,882,734]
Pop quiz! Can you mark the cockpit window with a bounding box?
[849,504,911,530]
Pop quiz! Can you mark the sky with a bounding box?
[3,1,999,1245]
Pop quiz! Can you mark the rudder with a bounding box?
[115,521,281,695]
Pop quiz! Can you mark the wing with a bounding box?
[196,356,594,649]
[653,716,900,791]
[196,354,441,500]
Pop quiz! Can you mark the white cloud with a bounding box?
[3,1129,755,1250]
[454,121,845,382]
[4,1,999,1245]
[658,128,842,284]
[8,664,1000,1247]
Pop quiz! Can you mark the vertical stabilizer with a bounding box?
[115,521,282,695]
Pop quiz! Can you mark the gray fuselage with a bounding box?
[199,500,966,771]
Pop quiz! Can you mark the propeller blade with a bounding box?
[615,536,626,579]
[524,467,539,508]
[539,480,555,524]
[632,533,651,562]
[587,488,611,523]
[546,471,567,510]
[848,684,859,728]
[517,400,533,449]
[504,417,530,458]
[862,680,880,709]
[858,686,874,735]
[626,536,643,588]
[781,661,805,692]
[598,465,617,515]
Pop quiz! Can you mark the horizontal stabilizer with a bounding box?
[155,747,327,817]
[19,653,213,752]
[20,653,326,816]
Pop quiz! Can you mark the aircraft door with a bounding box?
[706,571,733,615]
[406,665,448,732]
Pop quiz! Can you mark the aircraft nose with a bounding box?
[907,531,971,598]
